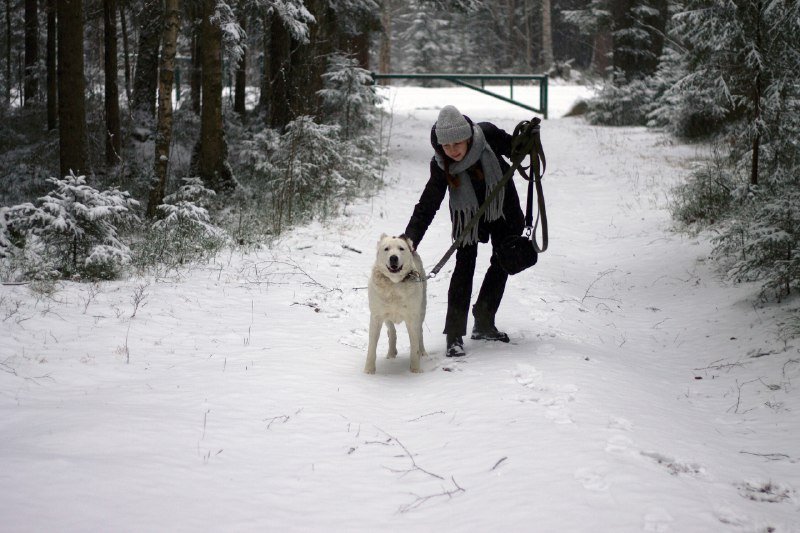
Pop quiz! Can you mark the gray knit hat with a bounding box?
[435,105,472,145]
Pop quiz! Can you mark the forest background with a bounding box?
[0,0,798,313]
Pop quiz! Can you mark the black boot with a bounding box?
[471,304,510,343]
[446,334,466,357]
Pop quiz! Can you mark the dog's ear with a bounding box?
[378,232,388,244]
[399,233,415,251]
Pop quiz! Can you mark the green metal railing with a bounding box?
[371,73,548,119]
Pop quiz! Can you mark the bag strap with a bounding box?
[428,118,547,278]
[517,121,548,253]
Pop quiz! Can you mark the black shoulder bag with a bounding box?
[494,119,548,275]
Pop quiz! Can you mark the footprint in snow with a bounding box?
[513,364,577,424]
[338,328,367,350]
[608,416,634,431]
[605,434,636,454]
[537,343,557,355]
[643,507,674,532]
[574,466,610,492]
[513,364,542,387]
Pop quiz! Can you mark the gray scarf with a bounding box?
[434,124,505,246]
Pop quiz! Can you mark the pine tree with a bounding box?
[399,1,452,77]
[317,53,383,140]
[7,174,139,280]
[666,0,800,299]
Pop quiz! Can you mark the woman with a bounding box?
[403,105,525,357]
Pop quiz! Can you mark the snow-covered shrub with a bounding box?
[671,148,737,226]
[229,86,388,243]
[229,129,282,244]
[317,54,384,140]
[1,173,139,281]
[231,115,385,240]
[586,73,655,126]
[663,0,800,300]
[132,177,226,272]
[0,206,12,254]
[268,116,345,233]
[645,48,724,139]
[712,186,800,301]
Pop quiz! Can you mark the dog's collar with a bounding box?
[403,270,423,282]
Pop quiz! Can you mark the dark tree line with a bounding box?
[2,0,380,214]
[1,0,670,204]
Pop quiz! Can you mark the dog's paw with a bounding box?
[364,364,376,374]
[410,366,423,373]
[386,348,398,359]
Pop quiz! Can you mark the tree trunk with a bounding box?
[130,0,163,139]
[119,3,132,104]
[258,10,271,115]
[350,33,371,70]
[611,0,636,79]
[46,0,56,129]
[191,27,202,115]
[541,0,553,71]
[57,0,88,177]
[104,0,121,166]
[195,0,235,193]
[612,0,667,80]
[148,0,180,217]
[234,18,247,116]
[378,1,391,81]
[591,32,612,76]
[268,14,292,130]
[523,0,532,70]
[5,0,11,105]
[750,0,763,187]
[289,0,328,117]
[24,0,38,105]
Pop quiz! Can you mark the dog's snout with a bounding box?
[389,255,399,267]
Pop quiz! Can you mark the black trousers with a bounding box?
[443,217,521,336]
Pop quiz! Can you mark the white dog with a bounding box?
[365,234,428,374]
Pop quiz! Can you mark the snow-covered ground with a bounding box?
[1,85,798,532]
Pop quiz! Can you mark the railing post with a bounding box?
[541,75,548,120]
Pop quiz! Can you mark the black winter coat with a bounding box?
[404,119,525,248]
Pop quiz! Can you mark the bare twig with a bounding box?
[81,283,101,314]
[264,409,302,429]
[244,300,253,346]
[408,411,446,422]
[782,359,799,382]
[202,409,210,440]
[490,456,508,471]
[0,361,17,376]
[728,378,762,414]
[375,426,444,480]
[739,451,792,462]
[264,415,290,429]
[130,281,150,318]
[124,323,131,364]
[580,269,619,305]
[694,359,750,372]
[398,476,465,513]
[252,259,327,289]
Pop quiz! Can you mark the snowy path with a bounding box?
[1,86,798,532]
